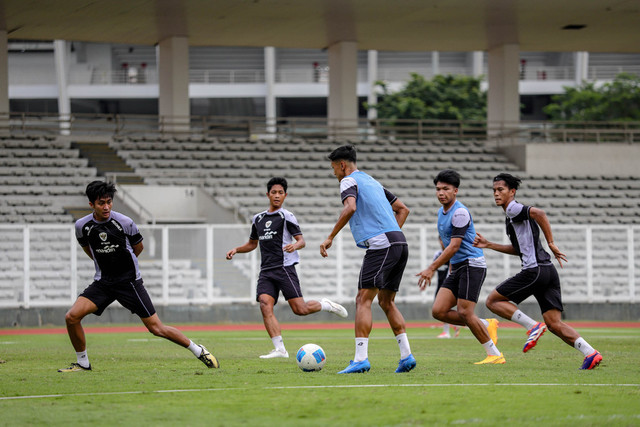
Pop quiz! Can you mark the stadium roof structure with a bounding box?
[1,0,639,53]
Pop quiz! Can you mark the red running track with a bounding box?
[1,321,638,335]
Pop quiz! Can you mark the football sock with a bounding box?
[354,338,369,362]
[319,299,332,312]
[511,309,537,330]
[442,324,450,334]
[482,340,501,356]
[573,337,595,357]
[188,340,202,357]
[395,333,411,359]
[272,336,286,352]
[76,350,90,368]
[480,319,489,328]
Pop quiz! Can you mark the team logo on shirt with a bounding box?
[265,221,272,228]
[99,232,108,241]
[260,230,278,240]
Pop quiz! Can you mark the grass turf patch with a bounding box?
[0,326,638,426]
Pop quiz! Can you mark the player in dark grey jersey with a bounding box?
[58,181,219,372]
[226,177,347,359]
[473,173,602,370]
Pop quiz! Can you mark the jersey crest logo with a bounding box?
[99,232,108,241]
[265,221,272,228]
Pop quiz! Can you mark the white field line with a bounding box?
[1,383,639,401]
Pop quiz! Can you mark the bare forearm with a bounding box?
[531,208,555,245]
[428,243,459,271]
[485,241,517,255]
[234,241,258,253]
[328,205,354,240]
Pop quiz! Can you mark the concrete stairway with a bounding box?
[71,141,144,184]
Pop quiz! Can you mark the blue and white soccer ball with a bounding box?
[296,343,326,372]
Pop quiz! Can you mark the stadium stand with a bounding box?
[110,136,640,226]
[0,136,97,223]
[1,134,638,306]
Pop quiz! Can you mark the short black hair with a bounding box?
[493,173,521,190]
[86,180,116,203]
[267,177,288,193]
[433,169,461,188]
[328,145,357,163]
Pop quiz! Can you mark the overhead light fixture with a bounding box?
[562,24,586,30]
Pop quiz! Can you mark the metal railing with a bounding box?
[0,223,637,309]
[57,65,640,86]
[4,111,640,144]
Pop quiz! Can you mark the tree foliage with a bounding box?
[369,73,487,121]
[543,73,640,122]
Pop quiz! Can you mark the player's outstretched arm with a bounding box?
[226,240,258,260]
[416,237,461,290]
[320,197,356,257]
[529,207,568,267]
[473,232,517,255]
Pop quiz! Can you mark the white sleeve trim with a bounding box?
[506,201,524,219]
[451,207,471,228]
[340,176,357,194]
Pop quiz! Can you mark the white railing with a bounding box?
[6,111,640,143]
[189,69,265,84]
[0,223,637,309]
[59,65,640,86]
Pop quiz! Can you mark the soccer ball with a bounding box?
[296,343,326,372]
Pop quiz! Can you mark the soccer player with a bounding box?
[320,145,416,374]
[416,169,503,364]
[59,181,219,372]
[473,173,602,370]
[226,177,347,359]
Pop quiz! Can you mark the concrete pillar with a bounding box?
[575,51,589,85]
[367,50,378,121]
[328,41,358,135]
[0,30,8,132]
[54,40,71,135]
[472,51,484,77]
[157,36,189,133]
[431,51,439,76]
[487,44,520,137]
[264,46,276,134]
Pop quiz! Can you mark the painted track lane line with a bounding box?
[2,383,639,401]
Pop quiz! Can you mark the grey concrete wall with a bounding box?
[499,142,640,176]
[2,302,638,328]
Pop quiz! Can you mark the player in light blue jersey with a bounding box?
[416,169,503,365]
[320,145,416,374]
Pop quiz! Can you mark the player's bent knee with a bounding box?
[65,311,83,325]
[146,325,165,337]
[431,308,445,321]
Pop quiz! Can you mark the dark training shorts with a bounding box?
[358,244,408,292]
[256,265,303,304]
[79,278,156,318]
[440,260,486,303]
[495,263,564,314]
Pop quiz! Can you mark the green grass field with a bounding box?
[1,324,639,426]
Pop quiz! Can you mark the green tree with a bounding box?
[543,73,640,121]
[369,73,487,121]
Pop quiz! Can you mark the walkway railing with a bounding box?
[4,112,640,144]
